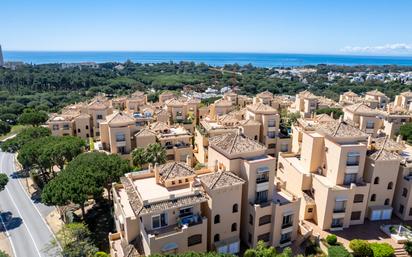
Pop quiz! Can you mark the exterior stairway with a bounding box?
[394,246,409,257]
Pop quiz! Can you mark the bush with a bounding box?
[404,241,412,255]
[389,226,397,234]
[349,239,373,257]
[370,242,394,257]
[326,234,338,245]
[328,245,351,257]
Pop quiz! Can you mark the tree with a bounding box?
[1,126,50,152]
[0,174,8,191]
[0,250,10,257]
[400,123,412,144]
[243,240,292,257]
[56,223,98,257]
[132,147,147,168]
[146,143,167,165]
[349,239,373,257]
[315,107,343,119]
[404,241,412,255]
[18,110,48,126]
[0,121,11,135]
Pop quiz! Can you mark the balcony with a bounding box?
[333,208,346,214]
[146,214,204,238]
[281,222,293,230]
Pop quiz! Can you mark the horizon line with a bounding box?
[3,49,412,59]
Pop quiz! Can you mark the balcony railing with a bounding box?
[256,177,269,184]
[333,208,346,213]
[281,223,293,229]
[146,214,203,237]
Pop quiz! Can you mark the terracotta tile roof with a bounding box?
[214,98,232,107]
[298,90,317,99]
[158,162,196,182]
[218,114,239,124]
[246,102,277,114]
[344,103,379,115]
[315,120,367,137]
[314,114,335,122]
[343,91,358,97]
[238,119,261,126]
[209,132,266,155]
[373,136,405,152]
[200,171,244,190]
[88,99,110,110]
[366,89,386,97]
[149,121,170,132]
[106,111,136,125]
[135,128,156,137]
[256,90,274,99]
[165,99,185,106]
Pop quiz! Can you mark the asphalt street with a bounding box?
[0,151,61,257]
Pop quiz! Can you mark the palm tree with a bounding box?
[146,143,167,165]
[131,147,147,168]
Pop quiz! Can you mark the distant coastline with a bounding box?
[4,51,412,67]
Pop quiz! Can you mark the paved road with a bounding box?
[0,151,61,257]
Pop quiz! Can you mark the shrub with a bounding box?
[404,241,412,255]
[370,242,394,257]
[349,239,373,257]
[328,245,351,257]
[326,234,338,245]
[389,226,397,234]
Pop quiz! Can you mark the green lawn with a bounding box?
[0,125,30,141]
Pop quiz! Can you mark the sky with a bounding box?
[1,0,412,55]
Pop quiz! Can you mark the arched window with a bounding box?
[384,199,390,205]
[254,135,258,140]
[371,194,376,202]
[214,234,220,242]
[374,177,380,184]
[403,188,408,197]
[387,182,393,190]
[232,204,238,213]
[231,223,237,232]
[214,215,220,224]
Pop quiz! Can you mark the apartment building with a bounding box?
[126,91,148,113]
[278,119,371,230]
[87,97,114,138]
[365,89,389,109]
[246,102,291,156]
[343,103,382,136]
[293,90,319,118]
[100,111,138,155]
[339,91,360,106]
[209,99,235,119]
[207,132,300,248]
[159,91,176,105]
[393,144,412,220]
[394,91,412,111]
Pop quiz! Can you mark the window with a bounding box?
[334,200,346,213]
[116,133,126,142]
[86,134,89,138]
[256,166,270,184]
[409,208,412,216]
[351,211,361,220]
[347,152,360,166]
[254,135,258,140]
[188,234,202,247]
[282,214,293,229]
[400,204,405,214]
[214,215,220,224]
[232,204,238,213]
[152,213,167,229]
[267,131,276,138]
[259,215,271,226]
[268,120,276,127]
[231,223,237,232]
[387,182,393,190]
[268,143,276,148]
[257,233,270,243]
[280,232,291,244]
[214,234,220,242]
[248,233,252,244]
[371,194,376,202]
[77,129,81,133]
[280,144,288,152]
[307,208,313,213]
[97,114,103,120]
[52,124,59,130]
[344,173,357,185]
[86,125,89,129]
[366,120,375,129]
[403,188,408,197]
[63,124,70,130]
[384,199,390,205]
[255,190,268,204]
[179,207,193,217]
[354,194,364,203]
[374,177,380,184]
[117,146,126,154]
[249,215,253,225]
[331,218,343,228]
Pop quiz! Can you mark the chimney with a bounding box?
[154,163,160,184]
[397,135,402,143]
[367,136,372,149]
[339,115,344,122]
[186,155,192,167]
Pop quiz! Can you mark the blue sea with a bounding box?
[4,51,412,67]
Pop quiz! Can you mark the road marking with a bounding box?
[9,153,63,251]
[1,153,42,257]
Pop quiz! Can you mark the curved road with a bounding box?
[0,151,61,257]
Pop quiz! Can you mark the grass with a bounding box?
[0,125,30,141]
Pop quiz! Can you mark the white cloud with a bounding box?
[340,43,412,54]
